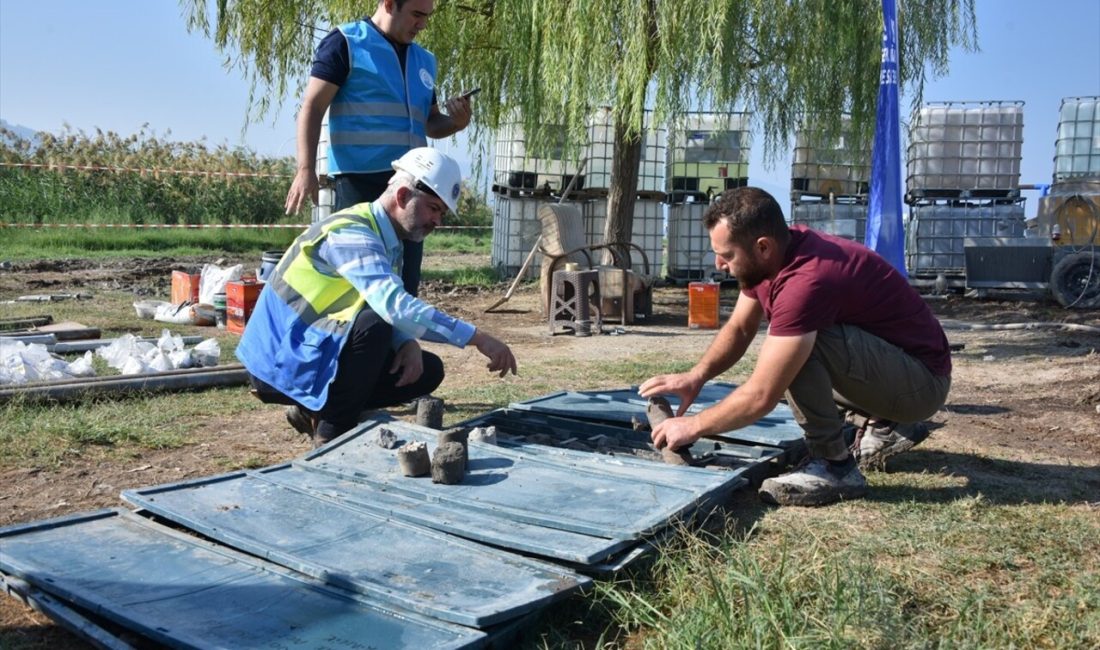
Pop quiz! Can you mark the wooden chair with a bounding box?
[537,203,653,325]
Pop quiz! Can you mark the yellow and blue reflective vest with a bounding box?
[236,201,475,410]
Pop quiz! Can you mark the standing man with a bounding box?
[243,149,516,447]
[284,0,472,297]
[640,187,951,507]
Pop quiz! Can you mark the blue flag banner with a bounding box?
[865,0,907,277]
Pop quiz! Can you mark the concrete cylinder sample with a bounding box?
[646,396,694,466]
[417,396,445,429]
[438,427,469,469]
[431,441,466,484]
[397,441,430,477]
[468,425,498,445]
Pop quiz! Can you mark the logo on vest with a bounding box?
[419,68,433,90]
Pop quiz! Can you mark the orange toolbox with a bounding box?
[225,279,264,334]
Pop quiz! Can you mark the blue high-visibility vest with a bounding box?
[328,21,436,174]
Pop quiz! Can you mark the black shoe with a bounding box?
[285,405,315,436]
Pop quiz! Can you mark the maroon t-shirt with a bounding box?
[741,226,951,376]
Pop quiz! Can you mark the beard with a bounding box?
[735,258,769,289]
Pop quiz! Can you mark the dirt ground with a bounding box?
[1,255,1099,648]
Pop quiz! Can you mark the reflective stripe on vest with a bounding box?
[266,206,383,335]
[328,21,436,174]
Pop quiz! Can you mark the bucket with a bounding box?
[259,250,284,283]
[212,292,227,329]
[687,282,720,329]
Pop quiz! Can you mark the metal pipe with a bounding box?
[0,364,249,404]
[0,333,58,346]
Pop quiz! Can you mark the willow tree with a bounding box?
[184,0,976,245]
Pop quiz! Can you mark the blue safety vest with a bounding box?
[328,21,436,174]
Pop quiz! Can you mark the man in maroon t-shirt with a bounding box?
[640,187,951,506]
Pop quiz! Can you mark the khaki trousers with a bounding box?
[784,325,951,458]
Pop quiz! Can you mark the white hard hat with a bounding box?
[392,147,463,214]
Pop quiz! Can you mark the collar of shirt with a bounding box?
[369,199,404,267]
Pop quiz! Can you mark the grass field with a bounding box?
[0,227,490,261]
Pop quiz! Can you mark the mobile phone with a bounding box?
[461,87,481,99]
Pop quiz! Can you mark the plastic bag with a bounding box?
[199,263,243,305]
[66,351,97,378]
[154,301,194,325]
[97,334,156,371]
[192,338,221,367]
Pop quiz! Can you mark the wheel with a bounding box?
[1050,251,1100,309]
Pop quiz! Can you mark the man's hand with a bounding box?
[651,415,701,451]
[470,330,517,378]
[638,372,705,416]
[285,168,319,216]
[390,340,424,387]
[441,94,473,131]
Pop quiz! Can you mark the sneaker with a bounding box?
[758,457,867,506]
[858,421,930,471]
[285,405,316,436]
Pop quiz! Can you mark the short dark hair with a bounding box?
[703,187,790,249]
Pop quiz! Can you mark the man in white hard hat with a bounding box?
[241,148,515,447]
[284,0,473,300]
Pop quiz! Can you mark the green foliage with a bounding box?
[183,0,977,159]
[0,125,297,226]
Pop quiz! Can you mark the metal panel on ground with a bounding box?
[251,463,634,565]
[462,408,782,480]
[0,509,486,650]
[507,382,805,451]
[122,473,588,628]
[298,420,726,539]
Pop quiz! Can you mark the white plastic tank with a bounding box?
[489,195,544,279]
[666,112,751,198]
[667,201,720,279]
[582,197,664,274]
[790,202,868,242]
[1054,96,1100,182]
[492,119,583,195]
[906,101,1024,195]
[584,107,667,194]
[791,118,870,198]
[905,200,1027,276]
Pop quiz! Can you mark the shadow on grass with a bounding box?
[866,448,1100,505]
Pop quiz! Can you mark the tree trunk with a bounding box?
[603,114,642,249]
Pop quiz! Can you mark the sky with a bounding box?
[1,0,1098,218]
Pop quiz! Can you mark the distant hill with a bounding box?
[0,118,40,146]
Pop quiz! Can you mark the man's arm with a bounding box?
[639,291,764,414]
[651,330,817,451]
[285,78,341,215]
[425,95,473,139]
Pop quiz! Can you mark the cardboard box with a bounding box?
[171,271,200,304]
[226,280,264,334]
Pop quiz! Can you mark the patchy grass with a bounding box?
[0,388,262,469]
